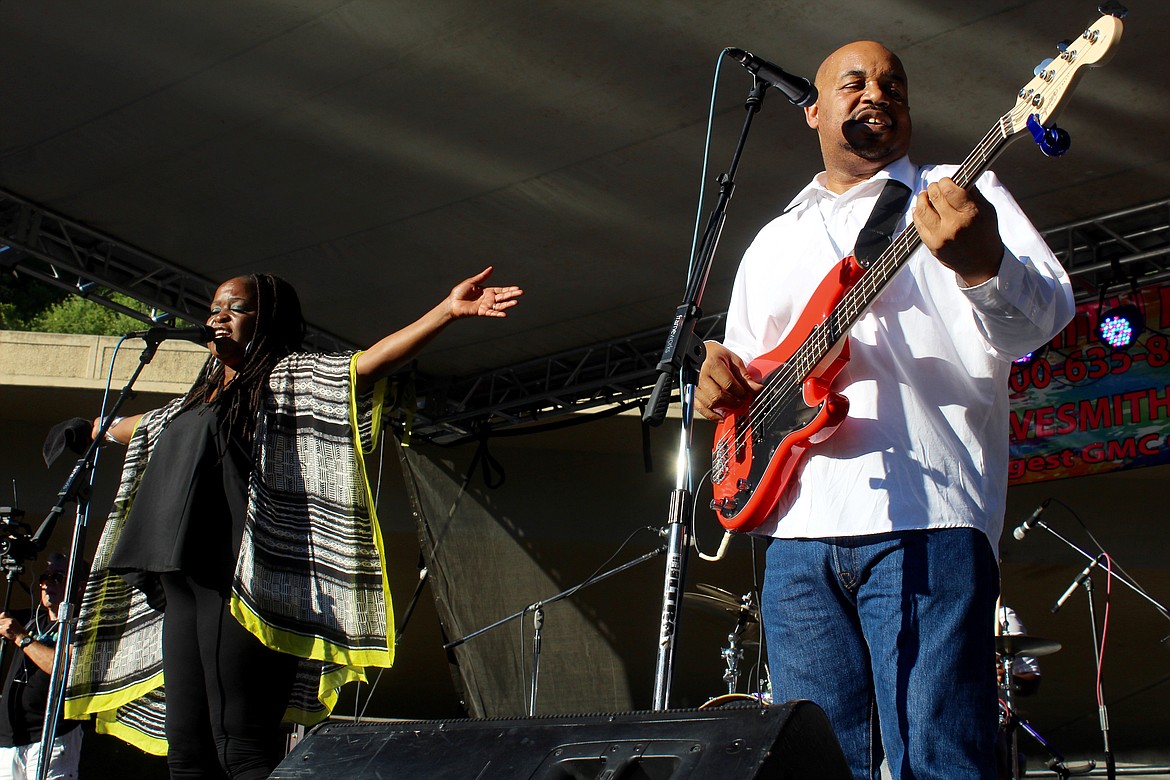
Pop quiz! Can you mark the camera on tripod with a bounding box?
[0,505,37,570]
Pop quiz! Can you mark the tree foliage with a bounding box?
[0,273,68,330]
[29,292,151,335]
[0,274,180,336]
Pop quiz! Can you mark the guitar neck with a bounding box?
[787,116,1018,383]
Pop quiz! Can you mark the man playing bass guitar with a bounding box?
[696,41,1075,779]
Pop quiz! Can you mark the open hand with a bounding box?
[449,267,523,319]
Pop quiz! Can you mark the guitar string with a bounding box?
[714,33,1101,513]
[745,121,1000,427]
[715,44,1082,469]
[715,116,1010,465]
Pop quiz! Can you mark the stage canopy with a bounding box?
[3,3,1170,762]
[3,1,1168,437]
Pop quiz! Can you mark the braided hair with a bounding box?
[180,273,306,446]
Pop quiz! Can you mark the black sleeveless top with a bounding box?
[109,405,251,601]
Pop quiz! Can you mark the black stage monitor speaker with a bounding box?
[270,700,851,779]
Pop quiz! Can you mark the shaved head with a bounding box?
[804,41,912,192]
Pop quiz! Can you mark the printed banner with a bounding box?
[1008,283,1170,485]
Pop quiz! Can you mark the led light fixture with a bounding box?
[1097,303,1144,351]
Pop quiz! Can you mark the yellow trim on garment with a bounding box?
[65,670,168,755]
[93,711,168,756]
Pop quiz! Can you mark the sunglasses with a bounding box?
[39,572,66,585]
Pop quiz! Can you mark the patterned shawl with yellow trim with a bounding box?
[64,352,392,754]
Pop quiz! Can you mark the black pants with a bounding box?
[161,573,298,780]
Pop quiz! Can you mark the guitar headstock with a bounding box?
[1004,13,1124,139]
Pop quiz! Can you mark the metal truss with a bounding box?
[410,313,727,442]
[1044,198,1170,302]
[3,188,1168,441]
[409,197,1170,441]
[0,188,351,351]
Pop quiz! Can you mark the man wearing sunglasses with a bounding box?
[0,554,86,780]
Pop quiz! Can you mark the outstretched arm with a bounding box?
[354,266,522,392]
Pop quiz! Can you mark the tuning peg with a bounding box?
[1027,115,1071,158]
[1098,1,1128,20]
[1033,58,1055,80]
[1056,39,1071,53]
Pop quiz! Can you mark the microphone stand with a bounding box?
[1079,574,1114,780]
[31,336,164,780]
[444,546,665,717]
[641,79,769,711]
[1031,521,1170,780]
[1030,519,1170,621]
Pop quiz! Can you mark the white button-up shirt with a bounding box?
[722,156,1075,545]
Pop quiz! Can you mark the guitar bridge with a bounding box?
[712,437,731,484]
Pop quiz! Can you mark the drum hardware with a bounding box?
[997,635,1092,779]
[683,584,761,628]
[995,634,1061,658]
[1014,495,1170,780]
[684,585,770,703]
[995,630,1056,704]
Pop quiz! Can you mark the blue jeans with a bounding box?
[762,528,999,780]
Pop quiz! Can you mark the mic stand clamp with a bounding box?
[643,80,769,711]
[31,338,160,780]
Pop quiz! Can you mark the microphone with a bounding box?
[1011,498,1052,541]
[725,48,817,107]
[1052,556,1103,613]
[125,324,215,344]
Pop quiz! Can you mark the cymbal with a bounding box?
[693,583,742,602]
[683,593,759,622]
[996,634,1062,657]
[683,584,760,626]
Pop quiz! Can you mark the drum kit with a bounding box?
[682,584,1095,778]
[682,584,771,708]
[996,634,1094,779]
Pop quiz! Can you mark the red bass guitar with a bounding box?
[711,11,1123,533]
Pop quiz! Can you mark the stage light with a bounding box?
[1097,303,1144,351]
[1011,343,1049,369]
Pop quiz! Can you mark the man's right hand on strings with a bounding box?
[696,341,763,422]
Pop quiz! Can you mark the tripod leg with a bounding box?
[999,712,1022,780]
[997,694,1024,780]
[1010,724,1022,779]
[1015,716,1095,778]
